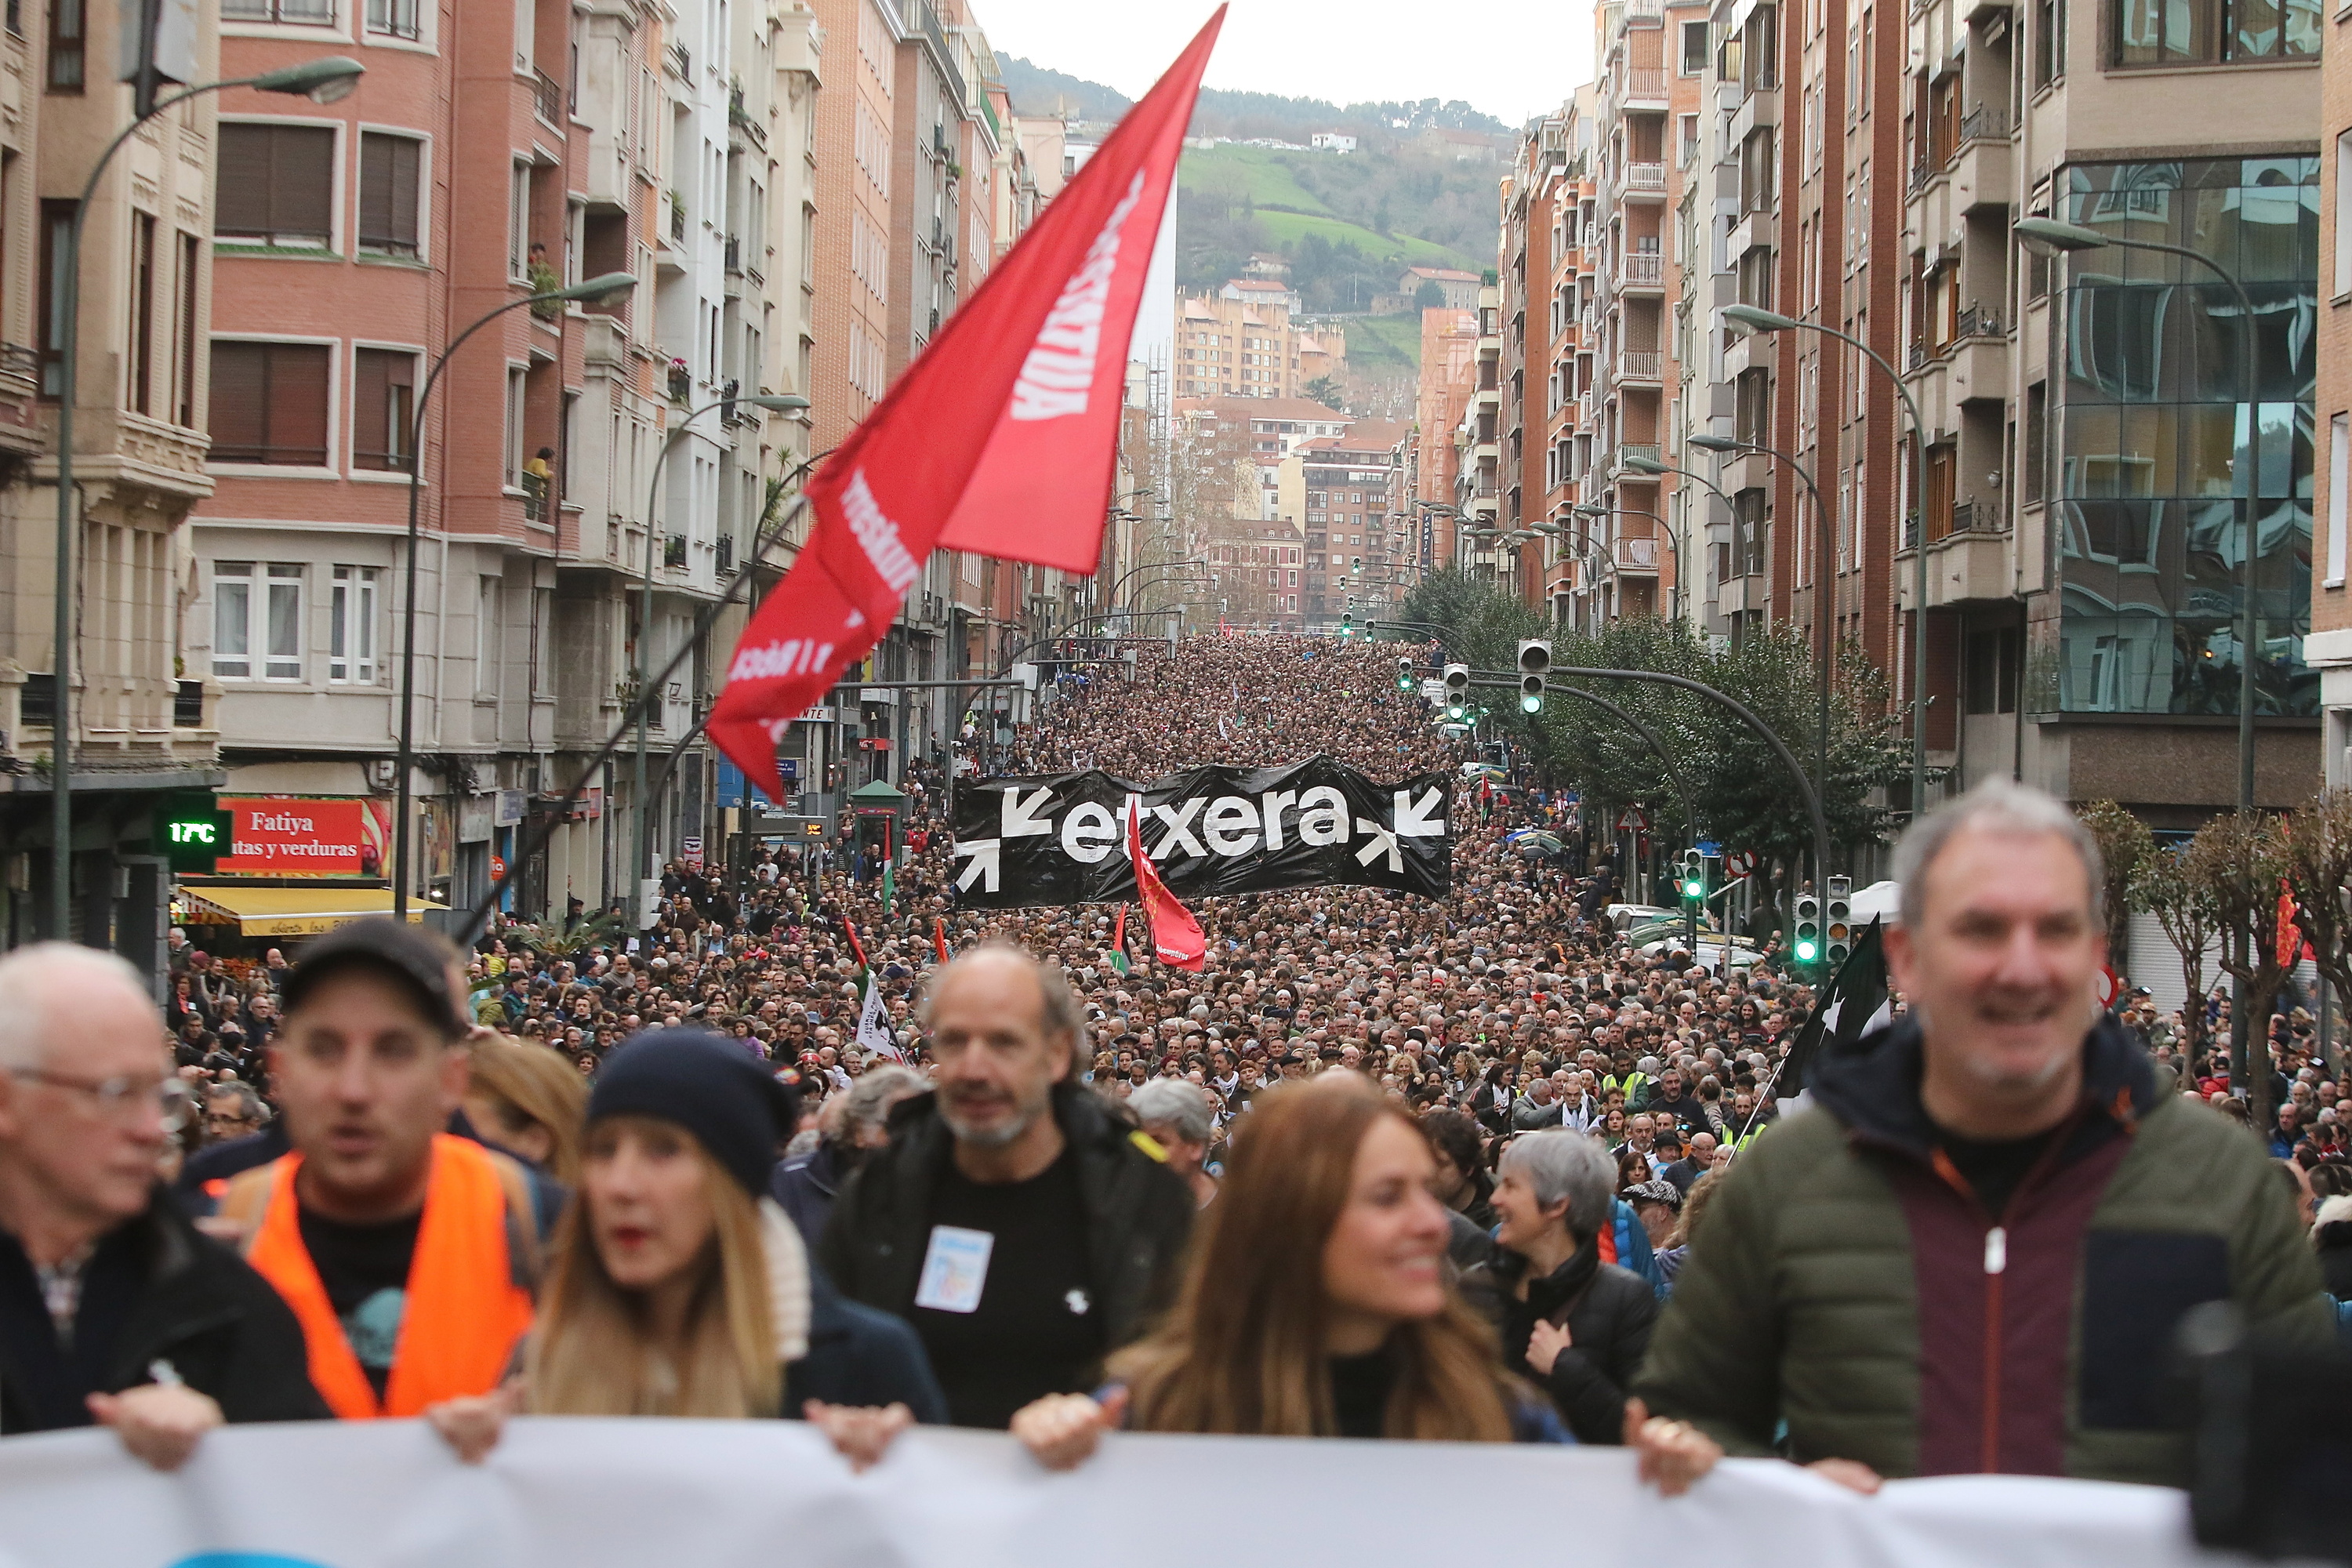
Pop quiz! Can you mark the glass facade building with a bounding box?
[2050,156,2318,717]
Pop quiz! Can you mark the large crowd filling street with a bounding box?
[3,635,2348,1497]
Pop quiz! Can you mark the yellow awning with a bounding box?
[176,886,450,938]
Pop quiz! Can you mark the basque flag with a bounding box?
[708,11,1224,797]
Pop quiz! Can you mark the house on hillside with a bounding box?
[1372,266,1483,314]
[1310,132,1358,154]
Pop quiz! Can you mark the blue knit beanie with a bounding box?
[586,1029,799,1196]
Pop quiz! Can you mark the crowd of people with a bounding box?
[1,633,2347,1506]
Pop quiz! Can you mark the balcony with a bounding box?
[0,343,39,457]
[1621,252,1664,289]
[1948,114,2015,213]
[1623,67,1668,105]
[1913,515,2010,608]
[666,42,690,79]
[521,472,550,524]
[1617,441,1662,469]
[1730,88,1780,144]
[533,68,564,127]
[724,235,742,273]
[717,533,736,575]
[662,533,688,570]
[669,196,687,246]
[1615,536,1661,573]
[1617,348,1664,383]
[1623,162,1668,196]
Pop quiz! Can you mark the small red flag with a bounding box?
[2277,884,2301,970]
[706,12,1223,797]
[843,918,867,973]
[1113,903,1128,954]
[1127,802,1205,971]
[933,916,950,967]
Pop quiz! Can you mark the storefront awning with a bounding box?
[176,886,450,938]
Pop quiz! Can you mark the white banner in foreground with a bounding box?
[0,1419,2228,1568]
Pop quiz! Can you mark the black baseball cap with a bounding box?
[282,917,467,1040]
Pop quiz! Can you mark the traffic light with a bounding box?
[1395,655,1416,693]
[1825,874,1853,971]
[1340,610,1354,638]
[1791,891,1822,973]
[1678,850,1707,907]
[1443,662,1470,721]
[1517,637,1552,714]
[153,793,232,875]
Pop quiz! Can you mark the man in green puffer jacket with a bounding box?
[1635,780,2329,1490]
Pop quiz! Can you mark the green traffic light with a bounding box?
[1682,879,1704,898]
[1520,692,1543,713]
[1794,938,1819,961]
[1446,703,1465,720]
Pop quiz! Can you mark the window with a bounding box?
[45,0,79,90]
[36,201,71,397]
[2337,131,2352,296]
[351,347,415,470]
[364,0,418,38]
[127,213,154,415]
[2331,413,2349,586]
[509,162,530,278]
[216,123,334,248]
[173,232,199,426]
[212,561,303,680]
[329,566,378,682]
[221,0,334,22]
[358,132,421,257]
[2112,0,2315,63]
[209,340,330,465]
[476,577,500,692]
[504,366,526,486]
[2034,0,2067,85]
[1682,19,1710,72]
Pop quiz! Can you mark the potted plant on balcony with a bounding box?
[668,358,691,403]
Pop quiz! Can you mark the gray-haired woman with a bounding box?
[1461,1127,1661,1444]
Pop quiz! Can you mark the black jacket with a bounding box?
[1462,1236,1658,1445]
[0,1190,328,1434]
[784,1265,949,1423]
[771,1140,849,1253]
[818,1084,1193,1353]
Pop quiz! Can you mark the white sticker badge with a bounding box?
[913,1225,995,1314]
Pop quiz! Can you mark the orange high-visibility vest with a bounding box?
[245,1134,536,1420]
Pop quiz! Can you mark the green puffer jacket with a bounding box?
[1633,1015,2330,1486]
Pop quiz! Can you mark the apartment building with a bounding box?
[1175,289,1319,401]
[1414,305,1480,564]
[2303,0,2352,789]
[0,0,223,957]
[1280,420,1408,623]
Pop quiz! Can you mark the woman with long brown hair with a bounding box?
[426,1032,944,1467]
[1011,1076,1719,1491]
[463,1035,590,1185]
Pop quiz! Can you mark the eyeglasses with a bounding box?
[9,1068,195,1133]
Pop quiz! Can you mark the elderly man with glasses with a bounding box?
[0,944,325,1464]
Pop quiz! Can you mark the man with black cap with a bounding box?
[821,944,1192,1430]
[218,919,550,1423]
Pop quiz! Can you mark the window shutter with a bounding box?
[390,136,419,251]
[358,132,391,250]
[268,126,335,245]
[271,344,330,465]
[352,347,388,467]
[216,125,272,238]
[209,342,267,461]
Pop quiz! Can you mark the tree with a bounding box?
[2136,842,2216,1065]
[2187,810,2290,1135]
[2281,788,2352,1072]
[499,909,626,961]
[1302,376,1345,412]
[1414,280,1445,310]
[2075,800,2153,969]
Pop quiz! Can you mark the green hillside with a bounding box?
[1344,312,1425,372]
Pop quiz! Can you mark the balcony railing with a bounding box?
[521,472,549,523]
[1958,104,2010,143]
[724,235,742,273]
[1617,442,1663,472]
[1949,499,2004,534]
[662,534,688,570]
[669,197,686,245]
[1616,536,1661,572]
[173,680,205,728]
[1622,252,1664,285]
[717,533,736,575]
[20,673,53,728]
[534,69,564,126]
[1624,67,1668,100]
[1617,349,1664,381]
[667,42,690,78]
[1624,161,1667,191]
[1955,303,2005,339]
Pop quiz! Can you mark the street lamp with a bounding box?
[1722,302,1933,817]
[1689,431,1837,811]
[389,268,641,919]
[626,391,808,928]
[2015,214,2264,812]
[45,54,367,939]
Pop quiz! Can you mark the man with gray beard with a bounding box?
[820,945,1192,1428]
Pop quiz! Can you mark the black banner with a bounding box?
[952,758,1454,908]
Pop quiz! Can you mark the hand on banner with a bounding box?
[803,1399,916,1472]
[85,1382,223,1472]
[1806,1457,1884,1495]
[1009,1385,1129,1472]
[425,1377,527,1465]
[1624,1398,1723,1498]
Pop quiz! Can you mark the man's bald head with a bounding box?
[920,943,1088,1073]
[0,944,158,1074]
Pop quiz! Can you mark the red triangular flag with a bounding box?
[1127,801,1204,971]
[843,917,867,974]
[706,12,1224,797]
[2277,883,2302,971]
[933,916,950,967]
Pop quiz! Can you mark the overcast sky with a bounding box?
[974,1,1595,129]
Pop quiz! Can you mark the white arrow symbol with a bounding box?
[1392,787,1448,838]
[1001,786,1054,838]
[953,838,1001,893]
[1354,818,1403,873]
